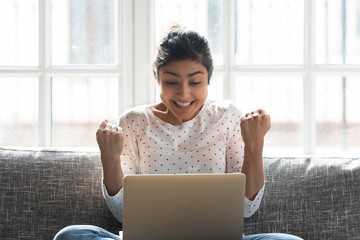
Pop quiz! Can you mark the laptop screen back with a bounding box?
[122,173,245,240]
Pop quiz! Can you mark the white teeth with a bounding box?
[176,101,191,107]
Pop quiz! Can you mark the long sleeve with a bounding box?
[102,183,124,223]
[102,154,137,223]
[102,180,264,222]
[224,102,265,217]
[243,183,265,217]
[101,110,141,223]
[101,101,265,222]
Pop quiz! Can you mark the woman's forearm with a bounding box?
[102,155,124,196]
[241,142,265,200]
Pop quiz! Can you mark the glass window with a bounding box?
[0,78,38,146]
[0,0,39,66]
[234,0,304,65]
[1,0,359,155]
[208,76,224,100]
[154,0,224,65]
[234,76,304,154]
[316,76,360,154]
[51,0,118,65]
[316,0,360,64]
[52,77,119,147]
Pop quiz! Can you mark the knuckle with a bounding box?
[96,129,103,137]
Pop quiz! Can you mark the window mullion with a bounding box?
[38,0,52,147]
[223,0,234,100]
[38,75,52,147]
[133,0,153,106]
[304,0,316,154]
[121,0,134,111]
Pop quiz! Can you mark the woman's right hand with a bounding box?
[96,120,124,169]
[96,120,125,195]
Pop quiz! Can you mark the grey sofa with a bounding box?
[1,147,359,240]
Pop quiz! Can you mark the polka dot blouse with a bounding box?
[102,99,265,223]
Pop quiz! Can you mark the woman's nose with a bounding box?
[178,84,190,98]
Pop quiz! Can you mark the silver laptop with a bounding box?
[121,173,246,240]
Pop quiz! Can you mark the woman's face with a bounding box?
[158,60,208,125]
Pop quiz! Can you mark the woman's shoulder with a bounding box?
[119,104,151,123]
[205,99,242,116]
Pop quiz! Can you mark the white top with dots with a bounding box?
[102,99,265,223]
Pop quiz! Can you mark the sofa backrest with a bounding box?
[1,147,359,240]
[0,147,121,240]
[245,157,360,239]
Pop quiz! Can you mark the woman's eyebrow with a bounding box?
[163,71,180,77]
[163,70,204,78]
[187,71,204,77]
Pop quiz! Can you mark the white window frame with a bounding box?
[144,0,360,155]
[225,0,360,155]
[0,0,135,147]
[1,0,360,154]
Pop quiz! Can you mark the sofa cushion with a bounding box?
[0,147,121,240]
[1,147,359,240]
[244,157,360,239]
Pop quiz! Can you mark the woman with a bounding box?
[54,26,302,240]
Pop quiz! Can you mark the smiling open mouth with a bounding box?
[174,101,194,108]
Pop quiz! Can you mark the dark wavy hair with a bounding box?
[153,26,214,84]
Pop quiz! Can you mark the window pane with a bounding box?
[0,0,38,66]
[234,76,304,154]
[235,0,304,65]
[208,76,223,100]
[154,0,224,65]
[316,0,360,64]
[316,77,360,154]
[0,78,38,146]
[51,0,118,65]
[52,77,119,147]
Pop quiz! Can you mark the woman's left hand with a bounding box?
[240,109,271,151]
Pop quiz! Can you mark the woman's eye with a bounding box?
[190,81,201,85]
[165,81,177,85]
